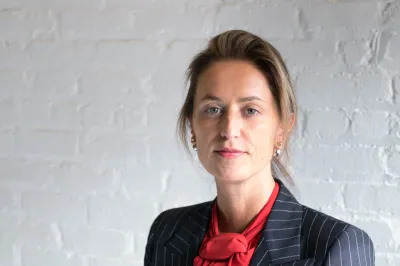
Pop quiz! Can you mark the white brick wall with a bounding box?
[0,0,399,265]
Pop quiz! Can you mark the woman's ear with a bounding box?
[287,113,296,134]
[275,125,285,145]
[275,114,296,145]
[189,117,195,134]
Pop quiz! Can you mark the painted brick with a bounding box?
[214,3,299,39]
[0,9,57,41]
[344,184,400,216]
[21,191,87,225]
[62,225,129,257]
[50,162,118,195]
[21,247,84,266]
[15,129,78,157]
[60,9,136,41]
[0,0,399,264]
[305,109,348,138]
[351,110,390,139]
[380,34,400,73]
[387,146,400,177]
[0,129,14,154]
[88,195,154,231]
[79,131,146,160]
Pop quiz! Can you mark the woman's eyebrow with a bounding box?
[238,96,263,103]
[200,94,222,102]
[200,94,263,103]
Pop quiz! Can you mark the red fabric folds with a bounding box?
[194,181,280,266]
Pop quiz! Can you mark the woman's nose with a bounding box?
[219,110,242,139]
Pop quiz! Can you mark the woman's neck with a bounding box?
[214,169,276,233]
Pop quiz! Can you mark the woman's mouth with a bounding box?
[214,150,244,159]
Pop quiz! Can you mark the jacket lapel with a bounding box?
[164,179,304,266]
[250,179,303,265]
[164,200,213,264]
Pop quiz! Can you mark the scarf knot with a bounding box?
[193,182,280,266]
[199,233,248,260]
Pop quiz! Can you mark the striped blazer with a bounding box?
[144,179,375,266]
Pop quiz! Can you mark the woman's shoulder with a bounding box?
[299,204,375,264]
[300,203,371,240]
[147,200,213,240]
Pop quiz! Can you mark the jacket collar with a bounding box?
[250,178,303,265]
[165,179,305,265]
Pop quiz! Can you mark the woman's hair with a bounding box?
[176,29,297,186]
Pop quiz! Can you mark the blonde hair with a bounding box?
[176,29,297,186]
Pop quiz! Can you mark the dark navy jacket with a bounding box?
[144,179,374,265]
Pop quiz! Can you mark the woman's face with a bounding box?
[191,60,285,184]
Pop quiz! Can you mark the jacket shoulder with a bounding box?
[149,200,212,242]
[144,200,212,265]
[300,205,373,262]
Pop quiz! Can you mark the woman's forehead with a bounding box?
[195,61,273,104]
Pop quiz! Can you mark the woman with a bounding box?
[144,30,374,266]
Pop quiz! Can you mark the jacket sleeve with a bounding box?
[144,212,164,266]
[323,225,375,266]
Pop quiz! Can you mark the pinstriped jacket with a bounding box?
[144,179,375,266]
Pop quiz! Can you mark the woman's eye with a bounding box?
[205,107,221,115]
[245,108,259,115]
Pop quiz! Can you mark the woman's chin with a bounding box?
[213,169,249,184]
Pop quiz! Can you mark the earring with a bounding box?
[191,134,197,151]
[273,141,283,157]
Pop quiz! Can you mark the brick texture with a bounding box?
[0,0,399,265]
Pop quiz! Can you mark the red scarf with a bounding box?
[194,182,280,266]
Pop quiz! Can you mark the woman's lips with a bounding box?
[215,150,244,159]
